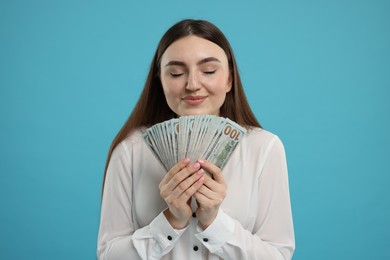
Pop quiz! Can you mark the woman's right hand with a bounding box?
[159,158,205,229]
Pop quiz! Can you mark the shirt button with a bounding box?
[193,245,199,251]
[167,235,172,241]
[203,238,209,242]
[192,212,196,218]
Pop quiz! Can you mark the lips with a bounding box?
[182,95,207,105]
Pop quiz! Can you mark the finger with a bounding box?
[167,158,191,179]
[169,168,204,200]
[202,173,217,188]
[165,172,205,209]
[179,173,205,202]
[160,161,202,199]
[197,183,225,200]
[196,177,227,202]
[195,184,214,200]
[165,162,202,192]
[194,185,225,209]
[160,158,190,186]
[194,188,220,208]
[193,191,208,205]
[198,160,225,184]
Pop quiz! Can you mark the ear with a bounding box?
[226,73,233,93]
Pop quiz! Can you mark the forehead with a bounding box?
[161,35,228,65]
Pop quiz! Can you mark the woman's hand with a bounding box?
[159,158,205,229]
[194,160,227,229]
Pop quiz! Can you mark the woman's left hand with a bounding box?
[194,160,227,229]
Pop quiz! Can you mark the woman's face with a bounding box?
[160,36,232,116]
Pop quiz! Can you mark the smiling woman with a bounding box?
[97,19,295,260]
[160,36,232,116]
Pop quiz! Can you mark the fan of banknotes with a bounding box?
[143,115,247,171]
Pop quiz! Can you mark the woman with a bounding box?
[98,19,295,259]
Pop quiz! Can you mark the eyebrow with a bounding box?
[164,57,221,67]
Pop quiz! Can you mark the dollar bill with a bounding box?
[143,115,247,172]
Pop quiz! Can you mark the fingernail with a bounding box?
[197,160,205,164]
[197,169,204,175]
[198,176,205,183]
[193,162,200,169]
[183,158,190,163]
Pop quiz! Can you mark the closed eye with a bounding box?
[203,70,216,75]
[170,72,184,78]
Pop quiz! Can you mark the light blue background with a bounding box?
[1,0,389,259]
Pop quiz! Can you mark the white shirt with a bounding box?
[98,127,295,259]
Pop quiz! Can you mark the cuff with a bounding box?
[132,211,187,257]
[150,211,187,250]
[194,208,235,253]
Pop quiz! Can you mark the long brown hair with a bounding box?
[102,19,261,189]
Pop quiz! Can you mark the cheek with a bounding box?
[206,76,230,93]
[161,83,183,104]
[161,78,183,94]
[160,79,173,95]
[163,86,178,98]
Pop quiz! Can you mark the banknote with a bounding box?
[143,115,247,172]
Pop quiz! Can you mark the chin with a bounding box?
[179,110,210,116]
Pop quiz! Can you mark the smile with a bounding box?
[182,96,207,105]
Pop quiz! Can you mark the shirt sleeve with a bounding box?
[194,136,295,259]
[97,143,187,260]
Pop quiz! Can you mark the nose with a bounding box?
[185,72,200,91]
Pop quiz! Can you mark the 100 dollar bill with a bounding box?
[143,115,247,171]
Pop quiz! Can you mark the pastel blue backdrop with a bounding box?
[1,0,389,259]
